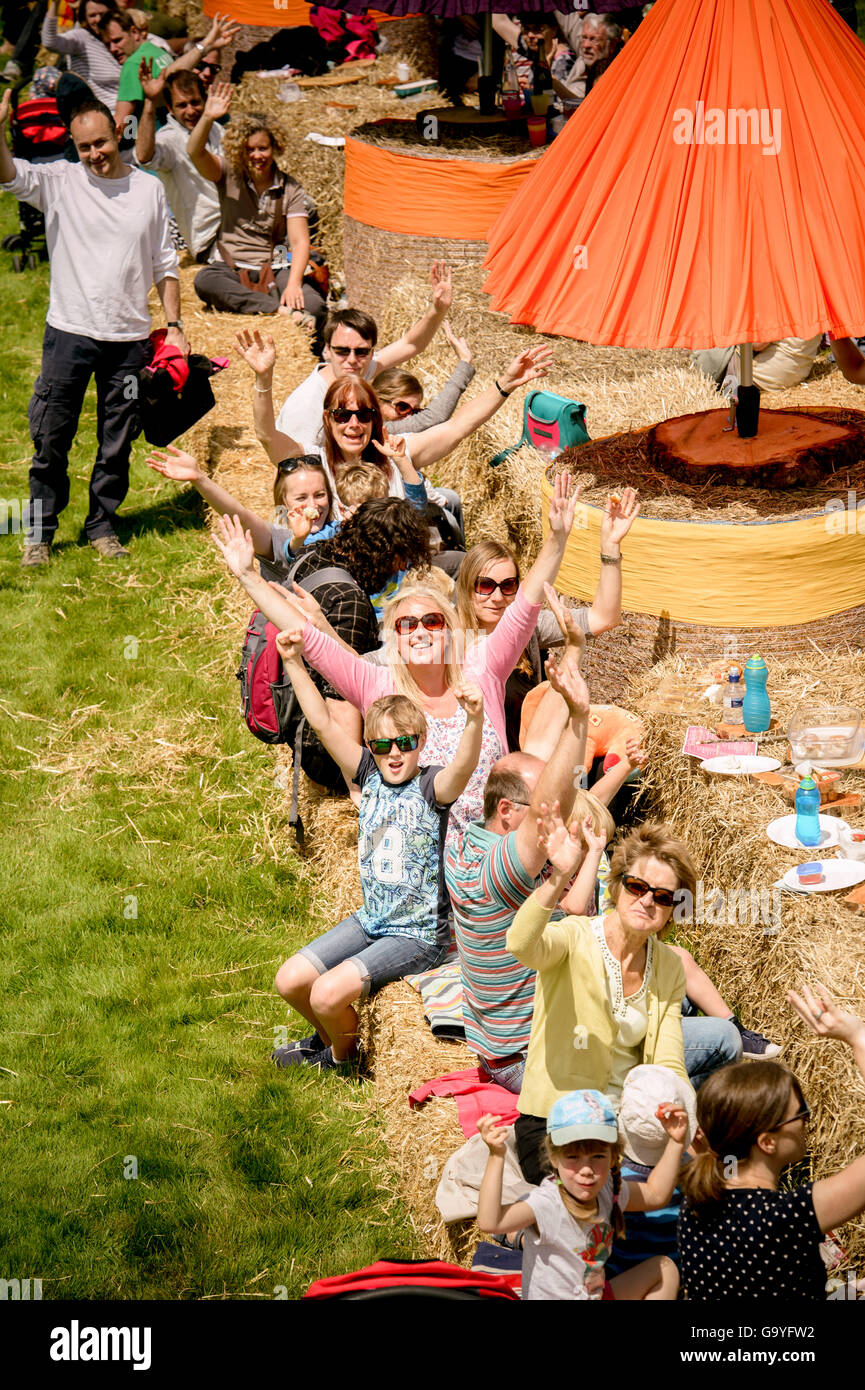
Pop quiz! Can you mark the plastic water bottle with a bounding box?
[743,654,771,734]
[723,667,744,724]
[795,777,822,848]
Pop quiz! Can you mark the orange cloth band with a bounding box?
[203,0,402,26]
[344,136,538,240]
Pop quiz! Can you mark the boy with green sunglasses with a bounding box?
[269,625,483,1073]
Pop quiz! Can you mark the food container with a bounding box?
[839,825,865,862]
[787,704,864,768]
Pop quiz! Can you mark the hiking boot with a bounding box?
[731,1016,781,1059]
[89,534,130,559]
[21,542,50,567]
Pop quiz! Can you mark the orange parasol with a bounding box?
[482,0,865,350]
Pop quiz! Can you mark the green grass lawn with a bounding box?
[0,195,418,1299]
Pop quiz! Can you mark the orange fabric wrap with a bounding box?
[203,0,402,26]
[484,0,865,346]
[344,136,538,239]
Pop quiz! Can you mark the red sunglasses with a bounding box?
[394,612,447,635]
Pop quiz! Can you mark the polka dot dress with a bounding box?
[678,1183,827,1300]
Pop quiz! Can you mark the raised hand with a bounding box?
[624,735,648,770]
[542,581,585,658]
[656,1103,689,1146]
[234,327,276,377]
[0,89,12,128]
[547,469,581,537]
[139,55,166,103]
[787,982,865,1047]
[275,627,305,663]
[477,1112,509,1156]
[497,344,554,394]
[546,646,589,719]
[203,13,242,50]
[204,81,233,122]
[212,512,255,579]
[146,445,201,483]
[581,813,608,857]
[453,681,483,719]
[442,319,472,364]
[431,261,453,312]
[283,580,328,631]
[601,485,640,550]
[536,801,584,876]
[285,504,316,543]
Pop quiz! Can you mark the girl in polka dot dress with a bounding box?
[678,982,865,1300]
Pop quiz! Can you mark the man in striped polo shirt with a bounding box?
[445,656,589,1093]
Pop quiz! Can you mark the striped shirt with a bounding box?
[445,821,540,1061]
[40,17,122,110]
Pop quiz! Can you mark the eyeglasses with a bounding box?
[391,400,419,417]
[394,612,447,635]
[329,406,374,425]
[621,875,678,909]
[766,1101,811,1133]
[367,734,420,754]
[329,344,372,359]
[474,576,519,598]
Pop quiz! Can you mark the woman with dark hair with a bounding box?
[678,983,865,1301]
[40,0,121,110]
[188,82,326,342]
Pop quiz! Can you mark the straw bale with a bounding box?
[627,650,865,1264]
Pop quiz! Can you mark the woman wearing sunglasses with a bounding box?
[507,819,741,1183]
[372,320,475,437]
[677,983,865,1300]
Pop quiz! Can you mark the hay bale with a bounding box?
[629,651,865,1264]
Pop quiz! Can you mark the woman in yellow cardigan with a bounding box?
[507,818,708,1183]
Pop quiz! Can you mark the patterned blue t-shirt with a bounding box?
[355,749,453,951]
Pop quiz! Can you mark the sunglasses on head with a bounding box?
[329,406,374,424]
[766,1100,811,1132]
[391,400,419,417]
[474,575,519,598]
[394,612,446,635]
[621,875,678,909]
[329,344,372,358]
[367,734,420,754]
[277,456,323,476]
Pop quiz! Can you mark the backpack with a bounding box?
[236,560,356,845]
[490,389,590,467]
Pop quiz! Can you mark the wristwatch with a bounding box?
[167,319,184,331]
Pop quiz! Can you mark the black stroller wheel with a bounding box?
[2,233,25,252]
[12,253,24,273]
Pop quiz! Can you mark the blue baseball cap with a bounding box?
[547,1089,618,1146]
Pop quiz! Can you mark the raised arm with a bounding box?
[163,13,240,81]
[513,651,589,876]
[557,816,607,916]
[147,446,276,556]
[408,345,553,474]
[476,1115,538,1236]
[42,0,86,54]
[520,472,582,604]
[234,330,304,466]
[275,629,362,784]
[187,81,232,183]
[628,1109,689,1212]
[586,486,639,634]
[212,513,308,623]
[507,805,581,970]
[375,261,452,369]
[433,683,484,805]
[387,326,475,436]
[0,91,16,185]
[790,984,865,1233]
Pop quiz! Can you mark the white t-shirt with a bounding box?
[521,1175,629,1301]
[1,159,178,341]
[275,356,382,453]
[139,117,223,257]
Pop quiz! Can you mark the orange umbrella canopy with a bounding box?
[483,0,865,348]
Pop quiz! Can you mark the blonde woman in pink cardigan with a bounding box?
[213,474,582,842]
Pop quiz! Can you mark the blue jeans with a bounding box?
[299,913,447,1000]
[479,1054,526,1094]
[681,1015,743,1092]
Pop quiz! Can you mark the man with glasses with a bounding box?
[274,262,454,453]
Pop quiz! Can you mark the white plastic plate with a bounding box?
[781,860,865,894]
[766,814,848,850]
[700,755,781,776]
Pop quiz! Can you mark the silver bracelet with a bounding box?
[254,384,273,394]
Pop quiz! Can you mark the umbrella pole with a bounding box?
[736,342,761,438]
[478,13,497,115]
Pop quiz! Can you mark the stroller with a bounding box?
[2,75,69,272]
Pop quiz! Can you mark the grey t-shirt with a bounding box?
[521,1175,629,1301]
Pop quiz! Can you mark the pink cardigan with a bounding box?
[301,587,541,752]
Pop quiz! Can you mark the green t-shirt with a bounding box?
[117,40,172,104]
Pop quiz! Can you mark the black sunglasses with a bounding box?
[474,576,519,598]
[621,875,678,909]
[367,734,420,754]
[766,1101,811,1132]
[329,406,374,425]
[391,400,419,417]
[329,344,372,358]
[277,457,323,475]
[198,62,220,74]
[394,612,446,635]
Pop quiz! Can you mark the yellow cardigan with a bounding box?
[507,899,690,1118]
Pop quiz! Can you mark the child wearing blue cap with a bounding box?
[477,1088,687,1300]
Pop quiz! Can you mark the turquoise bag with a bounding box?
[490,390,590,467]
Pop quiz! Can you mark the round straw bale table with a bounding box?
[343,120,541,319]
[550,407,865,703]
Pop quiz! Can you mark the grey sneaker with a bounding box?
[89,534,130,559]
[21,542,50,567]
